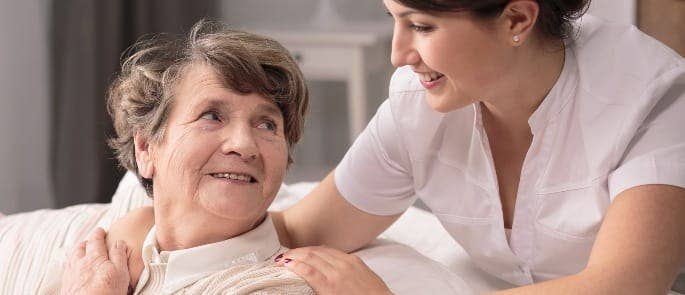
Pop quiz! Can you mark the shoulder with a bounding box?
[572,14,684,106]
[574,14,683,67]
[106,206,154,286]
[567,14,684,146]
[107,206,154,246]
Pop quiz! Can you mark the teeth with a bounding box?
[212,173,253,182]
[419,72,444,82]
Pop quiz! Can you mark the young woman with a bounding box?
[271,0,685,293]
[66,0,685,294]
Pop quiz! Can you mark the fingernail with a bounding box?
[284,258,292,264]
[274,254,283,262]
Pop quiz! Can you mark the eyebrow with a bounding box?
[387,10,423,18]
[255,103,283,119]
[197,98,282,117]
[193,98,225,112]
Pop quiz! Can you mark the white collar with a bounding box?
[527,44,579,132]
[138,215,282,294]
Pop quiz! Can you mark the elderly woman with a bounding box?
[41,20,314,294]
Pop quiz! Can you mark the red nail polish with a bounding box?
[274,254,284,262]
[284,258,292,263]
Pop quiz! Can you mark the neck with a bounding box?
[152,203,265,251]
[481,38,565,132]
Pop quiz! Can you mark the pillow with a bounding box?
[0,204,110,294]
[0,172,148,293]
[95,171,150,230]
[359,238,475,294]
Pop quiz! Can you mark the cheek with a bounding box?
[261,140,289,192]
[155,128,214,182]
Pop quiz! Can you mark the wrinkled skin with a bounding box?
[60,228,130,295]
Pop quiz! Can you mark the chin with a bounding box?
[200,194,267,221]
[426,93,470,113]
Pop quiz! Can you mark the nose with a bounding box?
[390,26,420,67]
[220,123,258,162]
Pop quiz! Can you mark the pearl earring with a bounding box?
[513,35,521,43]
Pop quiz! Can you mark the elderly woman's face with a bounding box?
[139,64,288,225]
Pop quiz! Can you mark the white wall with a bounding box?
[0,0,54,214]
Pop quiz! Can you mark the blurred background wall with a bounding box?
[0,0,683,214]
[0,0,53,213]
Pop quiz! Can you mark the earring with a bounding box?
[513,35,521,43]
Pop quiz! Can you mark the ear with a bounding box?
[500,0,539,46]
[134,132,155,179]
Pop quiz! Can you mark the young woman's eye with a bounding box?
[200,111,221,121]
[410,24,434,33]
[256,120,276,131]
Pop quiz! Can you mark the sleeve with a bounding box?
[334,99,417,216]
[608,68,685,200]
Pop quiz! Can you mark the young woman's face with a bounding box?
[384,0,513,113]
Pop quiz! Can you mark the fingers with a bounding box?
[109,240,129,271]
[71,240,87,259]
[65,241,86,270]
[85,227,109,260]
[277,247,338,276]
[280,258,330,290]
[276,246,363,292]
[275,246,390,294]
[280,246,358,269]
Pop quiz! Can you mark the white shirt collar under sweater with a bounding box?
[134,215,282,294]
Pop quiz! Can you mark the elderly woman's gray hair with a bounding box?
[107,20,309,196]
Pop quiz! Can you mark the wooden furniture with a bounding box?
[257,27,392,142]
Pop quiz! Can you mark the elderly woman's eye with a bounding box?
[257,120,276,131]
[200,111,221,121]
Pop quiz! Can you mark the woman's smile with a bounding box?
[210,172,256,183]
[416,71,446,89]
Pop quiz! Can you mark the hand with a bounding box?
[60,227,131,295]
[275,246,392,295]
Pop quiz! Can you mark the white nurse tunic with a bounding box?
[334,14,685,285]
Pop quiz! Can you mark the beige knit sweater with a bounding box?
[39,256,313,294]
[137,259,313,295]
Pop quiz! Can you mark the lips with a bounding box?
[210,172,257,183]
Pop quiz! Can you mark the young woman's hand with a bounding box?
[60,228,130,295]
[276,246,392,295]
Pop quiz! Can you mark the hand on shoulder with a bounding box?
[60,228,130,295]
[275,245,392,295]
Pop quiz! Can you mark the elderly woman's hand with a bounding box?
[276,246,393,295]
[60,228,130,295]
